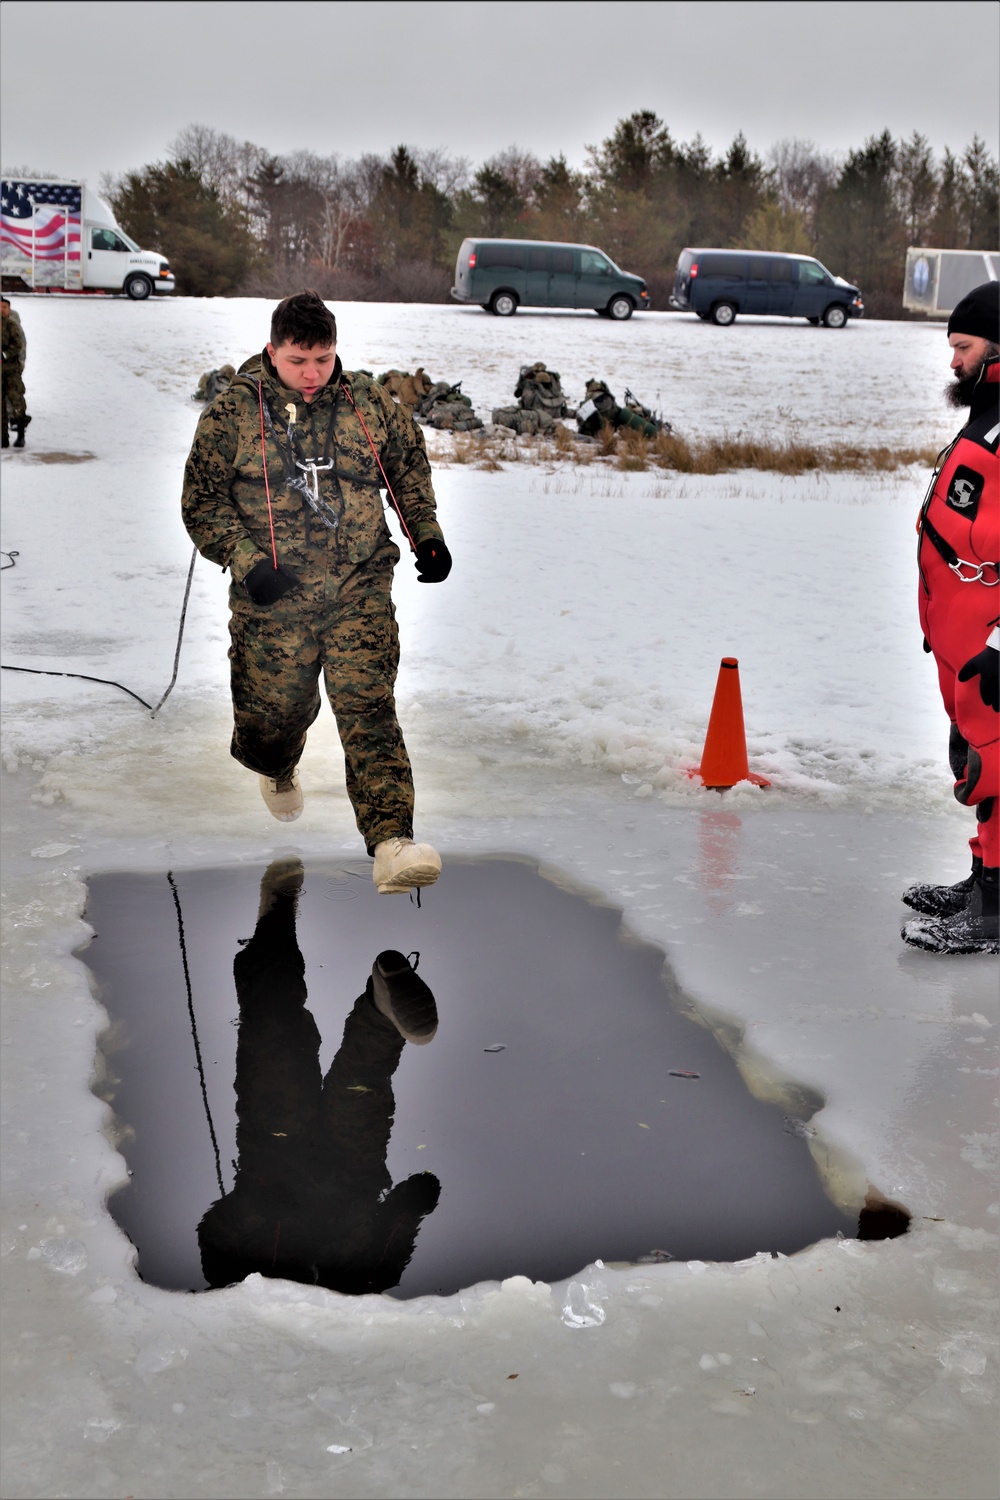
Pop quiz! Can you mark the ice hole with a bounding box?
[80,857,906,1298]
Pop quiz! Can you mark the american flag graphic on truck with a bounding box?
[1,181,82,274]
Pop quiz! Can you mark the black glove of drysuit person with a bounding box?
[958,644,1000,712]
[243,559,301,605]
[415,538,452,583]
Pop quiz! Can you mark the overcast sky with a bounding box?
[2,0,998,188]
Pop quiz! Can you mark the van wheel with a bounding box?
[822,303,848,329]
[489,290,518,317]
[125,274,153,301]
[710,301,737,326]
[607,295,634,321]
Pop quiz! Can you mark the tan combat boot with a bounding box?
[372,837,441,894]
[259,768,303,822]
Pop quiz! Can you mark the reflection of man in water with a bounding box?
[198,859,440,1293]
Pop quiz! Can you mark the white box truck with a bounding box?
[903,247,998,317]
[1,178,175,298]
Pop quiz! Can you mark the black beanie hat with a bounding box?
[947,280,999,341]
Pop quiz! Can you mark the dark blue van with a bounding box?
[670,249,864,327]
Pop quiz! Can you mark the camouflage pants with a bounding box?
[228,553,414,853]
[2,364,26,420]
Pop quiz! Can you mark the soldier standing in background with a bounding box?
[182,290,452,895]
[1,296,30,449]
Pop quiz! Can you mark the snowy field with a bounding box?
[1,298,996,1499]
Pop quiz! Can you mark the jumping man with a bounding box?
[181,291,451,894]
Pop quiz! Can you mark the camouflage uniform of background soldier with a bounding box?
[1,297,30,449]
[182,291,452,895]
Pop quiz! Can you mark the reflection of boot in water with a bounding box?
[371,950,438,1044]
[257,856,305,920]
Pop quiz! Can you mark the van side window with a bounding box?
[551,248,574,274]
[748,257,769,279]
[798,262,829,285]
[478,243,527,269]
[770,259,793,282]
[526,246,550,271]
[580,250,610,274]
[701,254,744,278]
[91,228,129,253]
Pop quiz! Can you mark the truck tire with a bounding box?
[125,274,154,301]
[822,303,848,328]
[607,295,634,321]
[489,290,518,317]
[710,301,737,326]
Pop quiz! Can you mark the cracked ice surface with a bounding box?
[1,299,997,1499]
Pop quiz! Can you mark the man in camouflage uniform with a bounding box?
[182,291,452,894]
[1,297,30,449]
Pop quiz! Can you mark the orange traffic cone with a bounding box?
[693,657,770,790]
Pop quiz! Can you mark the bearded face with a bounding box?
[945,347,999,407]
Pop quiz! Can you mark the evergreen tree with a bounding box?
[372,146,452,266]
[110,159,257,296]
[962,135,1000,247]
[929,148,967,247]
[818,130,903,304]
[895,131,937,245]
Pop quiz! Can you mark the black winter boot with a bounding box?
[902,857,982,917]
[12,418,26,448]
[901,866,999,954]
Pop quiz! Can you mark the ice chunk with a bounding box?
[561,1281,606,1328]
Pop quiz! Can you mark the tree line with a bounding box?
[103,113,999,315]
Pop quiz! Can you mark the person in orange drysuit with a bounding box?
[902,280,999,955]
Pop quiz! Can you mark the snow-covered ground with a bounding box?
[1,299,996,1499]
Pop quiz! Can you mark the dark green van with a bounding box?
[451,238,651,319]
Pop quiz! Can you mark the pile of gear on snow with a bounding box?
[195,357,676,441]
[492,363,573,434]
[573,380,670,438]
[192,365,236,402]
[378,368,483,431]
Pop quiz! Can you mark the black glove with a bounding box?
[957,646,999,712]
[414,538,452,583]
[242,558,300,605]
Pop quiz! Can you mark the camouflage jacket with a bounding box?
[181,351,443,595]
[2,310,25,369]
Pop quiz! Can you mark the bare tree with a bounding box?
[412,147,471,199]
[168,124,264,214]
[766,138,837,234]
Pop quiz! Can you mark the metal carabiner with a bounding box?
[949,558,1000,585]
[295,457,334,502]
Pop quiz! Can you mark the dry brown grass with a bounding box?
[647,429,937,475]
[435,422,938,476]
